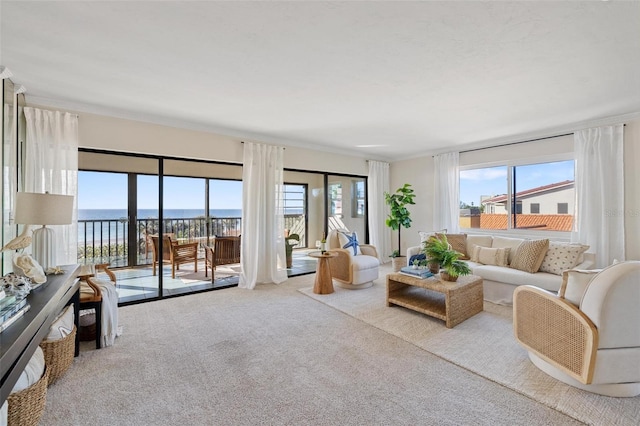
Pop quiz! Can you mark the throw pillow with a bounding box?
[408,253,426,266]
[438,233,468,260]
[471,246,510,267]
[510,239,550,273]
[558,268,601,307]
[338,231,361,256]
[45,304,75,341]
[539,242,590,275]
[418,229,447,244]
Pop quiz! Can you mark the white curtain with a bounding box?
[23,107,78,265]
[367,160,391,262]
[572,124,625,267]
[239,142,288,289]
[2,82,18,273]
[433,152,460,233]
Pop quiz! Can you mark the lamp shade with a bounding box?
[14,192,74,225]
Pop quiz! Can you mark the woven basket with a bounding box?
[39,326,76,385]
[7,367,49,426]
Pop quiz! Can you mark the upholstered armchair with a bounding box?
[513,261,640,397]
[326,228,379,289]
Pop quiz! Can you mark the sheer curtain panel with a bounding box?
[239,142,288,289]
[23,107,78,266]
[433,152,460,233]
[572,124,625,267]
[367,160,391,262]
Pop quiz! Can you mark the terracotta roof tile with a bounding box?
[482,180,574,204]
[479,214,573,232]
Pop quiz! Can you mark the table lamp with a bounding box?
[14,191,74,271]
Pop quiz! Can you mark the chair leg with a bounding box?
[95,303,102,349]
[152,261,156,276]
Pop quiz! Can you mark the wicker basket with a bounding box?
[39,326,76,385]
[7,367,49,426]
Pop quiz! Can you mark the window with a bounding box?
[460,160,574,232]
[557,203,568,214]
[328,183,342,216]
[351,180,365,218]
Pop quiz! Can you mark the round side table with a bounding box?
[308,251,338,294]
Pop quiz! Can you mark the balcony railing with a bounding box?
[78,214,305,267]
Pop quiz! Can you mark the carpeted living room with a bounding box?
[2,2,640,426]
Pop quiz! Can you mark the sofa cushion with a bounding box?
[558,268,601,307]
[471,246,510,267]
[539,242,590,275]
[491,236,525,264]
[466,235,493,257]
[338,231,361,256]
[510,239,549,273]
[418,229,447,244]
[437,233,468,259]
[472,264,562,292]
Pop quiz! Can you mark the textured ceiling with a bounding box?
[2,1,639,160]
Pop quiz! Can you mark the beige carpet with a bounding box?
[299,265,639,426]
[39,269,586,425]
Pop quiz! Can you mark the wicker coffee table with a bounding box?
[386,273,483,328]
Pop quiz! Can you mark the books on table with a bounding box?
[0,297,30,331]
[0,302,30,332]
[399,266,434,279]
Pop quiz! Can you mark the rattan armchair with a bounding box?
[326,229,379,289]
[149,234,199,279]
[513,261,640,397]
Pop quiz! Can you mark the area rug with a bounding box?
[299,268,639,426]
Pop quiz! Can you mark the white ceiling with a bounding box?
[2,1,639,161]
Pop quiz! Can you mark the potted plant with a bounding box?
[424,234,471,281]
[285,233,300,268]
[385,183,416,271]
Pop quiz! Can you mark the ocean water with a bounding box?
[78,209,242,243]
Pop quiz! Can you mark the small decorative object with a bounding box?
[46,266,65,275]
[285,233,300,269]
[13,253,47,285]
[320,232,326,254]
[1,272,33,298]
[412,259,420,269]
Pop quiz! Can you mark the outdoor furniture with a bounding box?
[78,263,117,349]
[513,261,640,397]
[149,235,199,279]
[204,236,241,281]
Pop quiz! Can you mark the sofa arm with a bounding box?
[513,285,598,384]
[406,246,422,266]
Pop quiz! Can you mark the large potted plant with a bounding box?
[385,183,416,272]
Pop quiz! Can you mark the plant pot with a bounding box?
[392,256,405,272]
[440,271,458,282]
[428,262,440,274]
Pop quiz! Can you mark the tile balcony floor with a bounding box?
[107,249,319,304]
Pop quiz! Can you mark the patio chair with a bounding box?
[149,234,199,279]
[204,236,241,281]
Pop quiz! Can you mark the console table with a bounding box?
[0,264,80,404]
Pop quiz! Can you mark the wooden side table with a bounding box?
[309,251,338,294]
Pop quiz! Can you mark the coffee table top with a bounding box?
[388,272,482,291]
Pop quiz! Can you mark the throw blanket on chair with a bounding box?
[98,281,121,347]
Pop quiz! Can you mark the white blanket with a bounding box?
[95,279,121,347]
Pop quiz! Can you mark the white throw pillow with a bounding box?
[45,304,74,341]
[11,347,45,393]
[558,268,601,307]
[471,246,510,267]
[337,231,362,256]
[418,229,447,244]
[539,242,590,275]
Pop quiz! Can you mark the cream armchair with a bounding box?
[326,229,379,289]
[513,261,640,397]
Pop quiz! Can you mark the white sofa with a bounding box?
[407,234,595,305]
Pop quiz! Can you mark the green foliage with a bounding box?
[389,249,400,258]
[285,233,300,256]
[423,234,470,278]
[384,183,416,255]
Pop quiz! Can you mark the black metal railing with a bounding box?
[78,214,306,267]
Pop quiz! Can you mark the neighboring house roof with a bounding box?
[480,214,573,231]
[482,180,574,204]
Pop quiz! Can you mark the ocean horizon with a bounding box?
[79,208,242,220]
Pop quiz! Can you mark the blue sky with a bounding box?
[459,160,574,207]
[78,172,242,209]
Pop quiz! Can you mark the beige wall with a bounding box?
[390,119,640,260]
[75,111,369,176]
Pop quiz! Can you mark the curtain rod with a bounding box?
[240,141,285,149]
